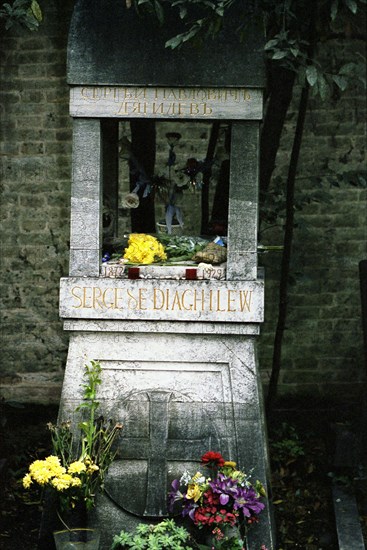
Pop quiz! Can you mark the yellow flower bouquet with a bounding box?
[22,361,123,524]
[123,233,167,265]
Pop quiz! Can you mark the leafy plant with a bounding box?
[0,0,42,31]
[111,519,196,549]
[270,423,305,465]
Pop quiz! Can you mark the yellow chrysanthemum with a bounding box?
[123,233,167,264]
[44,455,61,467]
[29,458,64,485]
[70,477,82,487]
[51,473,74,491]
[86,463,99,474]
[68,461,87,475]
[22,473,32,489]
[186,483,202,502]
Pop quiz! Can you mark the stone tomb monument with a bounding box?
[58,2,275,548]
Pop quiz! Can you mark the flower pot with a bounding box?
[53,528,100,550]
[156,221,183,235]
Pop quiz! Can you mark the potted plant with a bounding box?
[22,360,123,549]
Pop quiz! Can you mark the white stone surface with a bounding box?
[59,277,264,323]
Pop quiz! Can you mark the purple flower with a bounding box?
[233,486,265,517]
[208,473,265,519]
[168,479,183,511]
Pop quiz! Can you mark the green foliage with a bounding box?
[48,361,123,510]
[111,519,196,549]
[0,0,42,31]
[156,234,208,261]
[135,0,366,99]
[270,423,305,464]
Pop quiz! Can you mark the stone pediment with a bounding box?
[67,0,265,87]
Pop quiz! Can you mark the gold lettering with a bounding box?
[239,290,252,312]
[71,286,83,308]
[135,88,147,99]
[229,89,239,102]
[178,89,188,100]
[123,88,134,100]
[203,103,213,115]
[132,101,147,115]
[164,89,178,100]
[113,288,124,310]
[193,289,205,311]
[207,89,217,100]
[93,287,104,309]
[116,102,129,115]
[171,290,182,310]
[82,287,93,308]
[166,103,176,115]
[153,102,164,114]
[153,288,165,309]
[227,289,236,312]
[181,289,193,311]
[216,289,226,312]
[81,87,101,101]
[138,288,147,310]
[127,289,138,310]
[103,87,118,101]
[190,103,200,115]
[101,288,115,309]
[209,289,214,311]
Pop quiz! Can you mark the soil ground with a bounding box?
[0,398,366,549]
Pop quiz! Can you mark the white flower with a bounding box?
[180,471,192,485]
[122,192,139,209]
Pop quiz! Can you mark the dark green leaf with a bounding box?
[330,0,338,20]
[264,38,279,49]
[332,74,348,90]
[339,62,356,75]
[318,74,329,99]
[345,0,357,13]
[272,50,288,59]
[154,0,164,24]
[306,65,318,86]
[31,0,42,22]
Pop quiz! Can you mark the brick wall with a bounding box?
[0,1,73,403]
[258,39,366,400]
[0,3,365,403]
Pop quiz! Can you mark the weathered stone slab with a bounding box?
[63,319,260,336]
[70,86,263,120]
[333,484,366,550]
[58,327,274,549]
[59,277,264,323]
[100,262,226,280]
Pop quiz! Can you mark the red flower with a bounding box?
[201,451,225,467]
[204,489,220,506]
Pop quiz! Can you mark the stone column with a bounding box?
[227,121,260,281]
[69,118,102,276]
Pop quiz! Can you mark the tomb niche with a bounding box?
[57,1,275,549]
